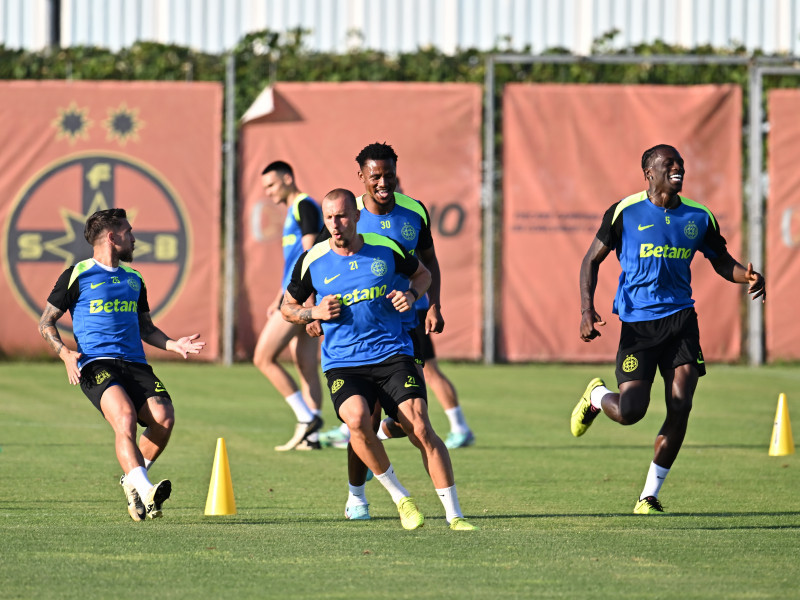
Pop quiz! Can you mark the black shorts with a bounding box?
[325,354,427,422]
[616,307,706,385]
[410,309,436,365]
[80,359,171,426]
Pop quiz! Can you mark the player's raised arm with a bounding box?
[709,254,766,302]
[138,312,205,359]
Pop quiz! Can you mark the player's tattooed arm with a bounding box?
[39,302,82,384]
[281,291,341,325]
[38,303,66,355]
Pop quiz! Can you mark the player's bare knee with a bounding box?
[619,405,647,425]
[148,397,175,428]
[667,396,693,420]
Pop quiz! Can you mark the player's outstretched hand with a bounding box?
[580,309,606,342]
[314,295,341,321]
[171,334,206,359]
[388,290,412,313]
[744,262,766,302]
[61,348,83,385]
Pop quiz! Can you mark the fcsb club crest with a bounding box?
[2,151,191,328]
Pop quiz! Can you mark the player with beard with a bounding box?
[39,208,205,521]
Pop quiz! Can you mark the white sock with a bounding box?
[590,385,612,410]
[285,390,315,423]
[125,466,153,500]
[144,458,154,470]
[445,407,469,434]
[640,462,670,499]
[377,421,389,440]
[435,484,463,523]
[347,483,368,507]
[339,423,350,436]
[375,465,410,504]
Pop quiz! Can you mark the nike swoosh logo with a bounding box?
[404,382,416,388]
[90,282,106,289]
[638,224,654,231]
[324,274,340,284]
[697,358,705,364]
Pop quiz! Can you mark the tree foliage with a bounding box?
[3,29,799,121]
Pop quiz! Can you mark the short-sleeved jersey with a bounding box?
[286,233,420,371]
[46,258,150,368]
[282,193,323,291]
[354,192,433,324]
[315,193,434,327]
[596,191,728,322]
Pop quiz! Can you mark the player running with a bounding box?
[252,160,324,451]
[318,142,474,452]
[281,188,477,530]
[38,208,205,521]
[571,144,765,514]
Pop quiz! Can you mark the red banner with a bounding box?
[766,90,800,361]
[0,81,222,360]
[500,84,743,362]
[237,82,482,360]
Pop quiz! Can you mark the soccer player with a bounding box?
[318,142,474,451]
[571,144,765,514]
[38,208,206,521]
[281,188,477,530]
[252,161,324,451]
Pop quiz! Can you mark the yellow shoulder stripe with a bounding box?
[301,240,331,278]
[292,193,310,222]
[394,193,428,226]
[362,232,404,256]
[68,259,95,288]
[612,191,648,224]
[680,197,718,230]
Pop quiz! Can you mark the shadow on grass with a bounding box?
[491,443,768,451]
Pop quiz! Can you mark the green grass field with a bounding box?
[1,360,798,599]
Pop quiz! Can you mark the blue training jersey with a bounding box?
[46,258,150,368]
[281,193,323,291]
[596,191,728,322]
[286,233,420,371]
[355,192,434,323]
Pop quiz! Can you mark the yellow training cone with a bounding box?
[769,394,795,456]
[205,437,237,515]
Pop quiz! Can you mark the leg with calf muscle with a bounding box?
[137,395,174,463]
[395,397,454,489]
[653,364,696,468]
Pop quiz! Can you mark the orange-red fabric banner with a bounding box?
[500,84,742,362]
[0,81,222,360]
[767,90,800,361]
[237,82,482,360]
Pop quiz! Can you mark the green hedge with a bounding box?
[4,29,800,121]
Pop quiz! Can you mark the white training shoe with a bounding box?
[120,474,146,522]
[144,479,172,519]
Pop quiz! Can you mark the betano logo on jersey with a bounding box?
[639,243,692,259]
[335,285,388,307]
[89,298,138,313]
